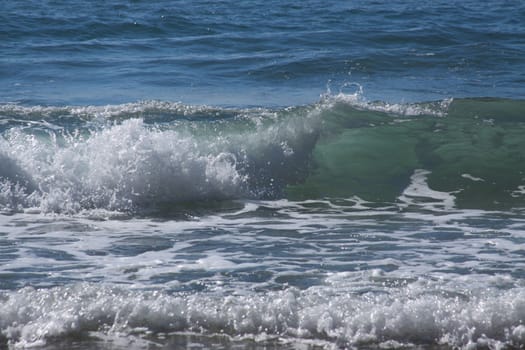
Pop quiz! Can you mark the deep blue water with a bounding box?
[2,0,525,106]
[2,1,525,349]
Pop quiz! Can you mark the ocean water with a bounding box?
[1,1,525,349]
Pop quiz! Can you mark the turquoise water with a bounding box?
[1,1,525,349]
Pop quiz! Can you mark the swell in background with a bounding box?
[1,0,524,106]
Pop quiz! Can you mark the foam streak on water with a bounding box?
[1,178,525,348]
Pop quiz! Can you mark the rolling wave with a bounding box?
[0,95,524,213]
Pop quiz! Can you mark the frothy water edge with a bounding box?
[3,278,525,349]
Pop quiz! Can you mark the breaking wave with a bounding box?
[1,94,524,214]
[3,277,525,349]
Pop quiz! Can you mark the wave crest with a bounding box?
[0,104,321,214]
[2,95,525,213]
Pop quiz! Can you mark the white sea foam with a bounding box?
[0,104,321,213]
[512,185,525,198]
[398,169,456,211]
[461,173,485,182]
[2,279,525,349]
[1,185,523,348]
[0,119,246,212]
[321,88,452,117]
[0,100,213,119]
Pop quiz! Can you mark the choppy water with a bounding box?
[1,1,525,349]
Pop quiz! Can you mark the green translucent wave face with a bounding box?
[287,98,525,209]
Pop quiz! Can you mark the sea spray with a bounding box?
[0,102,322,213]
